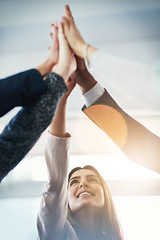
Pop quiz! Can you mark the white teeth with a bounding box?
[79,192,91,198]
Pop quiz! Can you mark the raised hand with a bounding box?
[61,5,86,59]
[70,56,97,93]
[36,24,59,76]
[47,24,59,66]
[52,21,77,82]
[61,5,97,64]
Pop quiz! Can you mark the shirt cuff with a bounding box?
[82,82,105,107]
[48,130,71,138]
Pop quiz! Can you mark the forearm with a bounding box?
[49,94,69,138]
[82,90,160,173]
[77,44,98,63]
[36,60,54,77]
[78,70,97,94]
[0,72,68,181]
[0,69,47,117]
[89,50,159,110]
[72,58,97,94]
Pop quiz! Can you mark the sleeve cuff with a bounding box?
[82,82,105,107]
[48,130,71,139]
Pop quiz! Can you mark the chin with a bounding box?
[75,202,99,213]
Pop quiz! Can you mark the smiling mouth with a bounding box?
[77,191,93,198]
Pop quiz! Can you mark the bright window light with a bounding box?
[8,153,160,182]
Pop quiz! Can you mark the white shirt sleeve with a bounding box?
[88,49,160,112]
[82,82,105,107]
[37,133,76,240]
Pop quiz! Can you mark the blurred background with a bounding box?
[0,0,160,239]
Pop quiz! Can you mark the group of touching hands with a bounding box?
[40,5,97,99]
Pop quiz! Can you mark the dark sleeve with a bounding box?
[0,69,47,117]
[0,72,68,181]
[82,90,160,173]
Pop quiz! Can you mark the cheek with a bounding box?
[97,187,105,205]
[68,187,76,206]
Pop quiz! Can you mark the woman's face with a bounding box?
[68,169,105,213]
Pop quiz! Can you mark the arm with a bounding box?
[62,5,160,112]
[0,69,46,117]
[71,57,160,173]
[63,5,160,173]
[37,134,71,240]
[38,22,77,239]
[0,22,76,181]
[48,79,75,138]
[37,78,76,239]
[82,90,160,173]
[0,73,68,181]
[88,50,159,111]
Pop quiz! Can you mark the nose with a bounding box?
[79,178,88,188]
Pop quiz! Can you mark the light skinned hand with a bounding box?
[52,21,77,81]
[35,24,59,76]
[47,24,59,66]
[62,5,98,62]
[61,5,86,58]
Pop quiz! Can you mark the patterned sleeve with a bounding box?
[0,72,68,181]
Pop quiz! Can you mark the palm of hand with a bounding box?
[63,6,86,58]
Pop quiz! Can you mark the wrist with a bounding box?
[59,92,69,103]
[52,65,70,82]
[85,45,98,64]
[76,69,97,94]
[44,59,55,74]
[80,80,97,94]
[36,60,55,77]
[78,41,86,59]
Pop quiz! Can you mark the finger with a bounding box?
[50,32,53,40]
[57,21,63,34]
[57,21,67,51]
[64,5,74,21]
[50,23,55,28]
[51,23,58,30]
[60,16,70,28]
[51,24,58,36]
[57,21,65,42]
